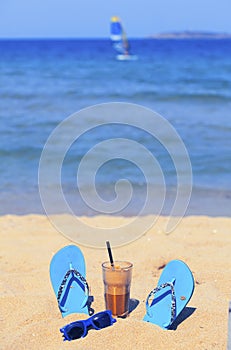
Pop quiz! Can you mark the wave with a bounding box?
[63,90,231,102]
[1,89,230,104]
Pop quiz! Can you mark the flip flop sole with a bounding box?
[143,259,194,329]
[50,245,88,317]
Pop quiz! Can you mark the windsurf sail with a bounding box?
[110,16,130,56]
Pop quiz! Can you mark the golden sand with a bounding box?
[1,214,230,349]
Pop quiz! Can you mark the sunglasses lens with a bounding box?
[92,312,112,329]
[67,325,84,340]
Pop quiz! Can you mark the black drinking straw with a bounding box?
[106,241,114,267]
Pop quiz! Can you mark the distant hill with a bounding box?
[149,31,231,39]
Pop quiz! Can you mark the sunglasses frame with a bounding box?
[60,310,116,341]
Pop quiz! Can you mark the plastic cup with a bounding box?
[102,261,133,318]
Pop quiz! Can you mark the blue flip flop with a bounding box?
[143,259,194,329]
[50,245,94,317]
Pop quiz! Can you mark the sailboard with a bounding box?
[110,16,137,61]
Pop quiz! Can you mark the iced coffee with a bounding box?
[102,261,133,318]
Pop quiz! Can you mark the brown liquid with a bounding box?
[105,292,130,317]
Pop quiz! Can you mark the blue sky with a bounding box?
[1,0,231,38]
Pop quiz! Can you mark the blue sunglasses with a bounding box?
[60,310,116,341]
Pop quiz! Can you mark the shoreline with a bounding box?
[1,214,230,349]
[1,185,231,217]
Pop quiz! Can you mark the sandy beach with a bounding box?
[1,214,230,350]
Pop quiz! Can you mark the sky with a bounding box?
[1,0,231,39]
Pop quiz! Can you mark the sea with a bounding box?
[0,38,231,217]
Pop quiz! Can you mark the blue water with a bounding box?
[0,39,231,216]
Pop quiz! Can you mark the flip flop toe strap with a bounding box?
[57,268,89,312]
[146,280,176,327]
